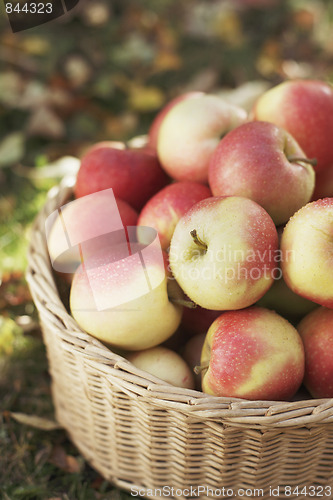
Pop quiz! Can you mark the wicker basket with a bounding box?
[26,178,333,500]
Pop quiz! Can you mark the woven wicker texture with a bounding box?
[26,179,333,499]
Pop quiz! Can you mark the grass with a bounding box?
[0,173,132,499]
[0,332,132,499]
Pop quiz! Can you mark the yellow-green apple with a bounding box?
[127,346,195,389]
[256,274,318,324]
[312,164,333,200]
[169,196,279,310]
[75,144,169,210]
[147,92,203,150]
[253,79,333,172]
[182,333,206,390]
[200,307,305,400]
[281,198,333,308]
[138,181,211,251]
[70,238,183,350]
[46,189,138,275]
[297,307,333,398]
[157,94,247,183]
[208,121,315,225]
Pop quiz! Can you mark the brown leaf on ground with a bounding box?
[5,411,62,431]
[26,106,65,139]
[0,272,32,309]
[48,445,83,474]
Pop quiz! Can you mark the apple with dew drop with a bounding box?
[298,307,333,398]
[199,307,305,401]
[281,198,333,308]
[70,236,184,351]
[169,196,279,311]
[253,79,333,173]
[208,121,315,226]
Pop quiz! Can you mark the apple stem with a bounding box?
[194,362,209,375]
[287,156,317,167]
[190,229,208,252]
[170,297,197,309]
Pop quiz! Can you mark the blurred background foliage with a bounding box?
[1,0,333,498]
[1,0,333,271]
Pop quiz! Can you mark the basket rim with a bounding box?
[26,176,333,428]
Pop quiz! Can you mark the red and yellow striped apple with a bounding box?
[253,79,333,173]
[138,181,211,251]
[298,307,333,398]
[281,198,333,308]
[169,196,279,310]
[200,307,305,400]
[70,242,183,350]
[208,121,315,225]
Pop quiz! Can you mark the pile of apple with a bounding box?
[48,79,333,402]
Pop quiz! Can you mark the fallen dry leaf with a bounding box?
[0,132,25,167]
[6,411,62,431]
[127,84,165,112]
[49,444,83,474]
[26,106,65,139]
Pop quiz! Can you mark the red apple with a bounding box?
[200,307,305,400]
[253,79,333,173]
[116,198,139,226]
[148,92,204,150]
[182,333,206,390]
[181,305,223,337]
[138,181,211,251]
[298,307,333,398]
[208,121,315,225]
[281,198,333,308]
[157,94,247,183]
[74,145,170,210]
[312,164,333,200]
